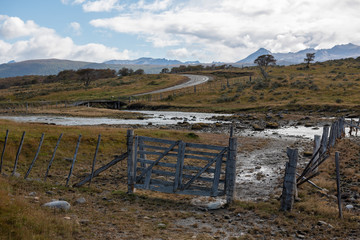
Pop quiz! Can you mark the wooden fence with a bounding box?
[280,117,359,214]
[126,130,237,203]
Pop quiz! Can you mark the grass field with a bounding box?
[1,58,360,113]
[0,120,359,239]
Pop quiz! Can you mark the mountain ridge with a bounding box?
[236,43,360,65]
[1,43,360,78]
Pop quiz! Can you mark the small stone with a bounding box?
[158,223,166,229]
[46,191,55,195]
[224,215,230,219]
[13,172,20,178]
[29,192,37,196]
[76,197,86,204]
[64,216,71,220]
[345,204,354,211]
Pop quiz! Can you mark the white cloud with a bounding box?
[82,0,123,12]
[132,0,172,12]
[89,0,360,62]
[0,15,129,63]
[70,22,81,35]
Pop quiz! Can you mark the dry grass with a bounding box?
[0,120,360,239]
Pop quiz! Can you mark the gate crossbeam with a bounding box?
[136,140,180,181]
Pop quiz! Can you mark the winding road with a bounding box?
[133,74,210,96]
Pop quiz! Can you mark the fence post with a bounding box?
[320,125,330,155]
[66,134,81,187]
[127,130,135,193]
[312,135,321,173]
[0,130,9,174]
[44,133,63,181]
[226,137,237,204]
[335,152,343,218]
[89,134,101,185]
[12,131,26,176]
[24,133,45,179]
[280,148,298,211]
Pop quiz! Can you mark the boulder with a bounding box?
[43,200,71,211]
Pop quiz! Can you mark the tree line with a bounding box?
[45,67,144,86]
[162,64,233,74]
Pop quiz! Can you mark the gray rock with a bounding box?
[13,172,20,178]
[345,204,354,211]
[76,197,86,204]
[29,192,37,196]
[43,200,71,211]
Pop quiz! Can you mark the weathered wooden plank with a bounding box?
[136,141,180,181]
[138,150,178,158]
[139,136,177,145]
[138,158,177,168]
[174,141,185,191]
[211,147,223,196]
[89,134,101,186]
[280,148,298,211]
[182,147,227,190]
[24,133,45,179]
[312,135,321,173]
[44,133,63,181]
[0,129,9,174]
[225,137,237,204]
[127,130,134,193]
[186,142,226,151]
[335,152,343,218]
[73,152,128,187]
[184,154,221,162]
[138,158,218,173]
[12,131,26,176]
[320,125,329,155]
[66,134,81,187]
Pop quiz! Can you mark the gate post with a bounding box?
[127,130,135,193]
[226,137,237,204]
[280,148,298,211]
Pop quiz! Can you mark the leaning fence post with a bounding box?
[226,137,237,204]
[24,133,45,179]
[12,131,26,176]
[0,129,9,174]
[44,133,63,181]
[320,125,330,155]
[66,134,82,187]
[280,148,298,211]
[335,152,343,218]
[312,135,321,173]
[89,134,101,186]
[127,130,135,193]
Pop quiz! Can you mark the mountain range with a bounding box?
[0,43,359,78]
[236,43,360,66]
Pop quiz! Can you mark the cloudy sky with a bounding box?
[1,0,360,63]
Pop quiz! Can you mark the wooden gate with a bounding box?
[126,130,237,203]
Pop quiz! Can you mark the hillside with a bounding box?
[0,59,170,78]
[1,58,360,114]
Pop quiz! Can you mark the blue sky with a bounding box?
[1,0,360,64]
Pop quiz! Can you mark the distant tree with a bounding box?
[160,68,169,74]
[304,53,315,69]
[254,54,276,81]
[118,67,130,76]
[77,68,97,87]
[133,69,144,75]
